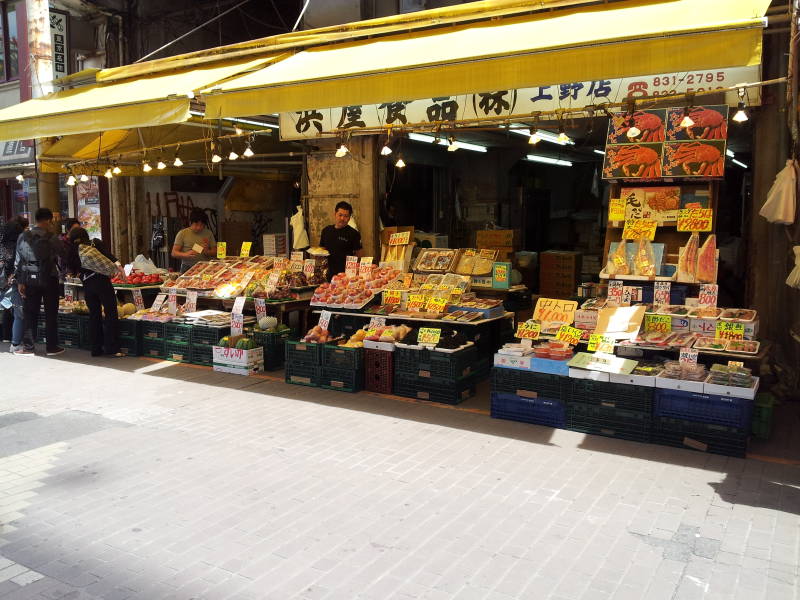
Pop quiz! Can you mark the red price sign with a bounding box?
[168,288,177,315]
[318,310,331,331]
[254,298,267,321]
[185,291,198,313]
[303,259,316,277]
[677,208,713,232]
[698,284,718,307]
[345,256,359,277]
[65,286,74,302]
[132,289,145,311]
[533,298,578,325]
[231,312,244,336]
[607,280,624,306]
[389,231,411,246]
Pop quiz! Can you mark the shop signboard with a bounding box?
[75,177,102,240]
[50,10,70,80]
[0,140,34,166]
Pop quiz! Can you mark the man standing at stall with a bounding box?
[319,201,363,278]
[171,208,217,273]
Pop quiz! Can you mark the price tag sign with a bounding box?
[608,197,626,222]
[515,320,541,340]
[621,286,633,305]
[463,249,477,257]
[479,249,497,259]
[192,243,204,254]
[533,298,578,325]
[588,334,615,353]
[254,298,267,321]
[622,219,657,240]
[698,284,718,307]
[425,297,447,313]
[217,242,226,259]
[290,260,304,272]
[132,289,145,311]
[303,259,316,277]
[240,241,252,257]
[368,316,386,330]
[728,360,745,368]
[607,280,624,306]
[345,256,359,277]
[231,312,244,336]
[677,208,713,232]
[383,290,402,305]
[150,293,166,312]
[654,281,671,305]
[715,321,745,341]
[359,257,374,277]
[291,251,304,262]
[644,314,672,333]
[407,294,426,311]
[318,310,331,331]
[389,231,411,246]
[185,291,198,313]
[168,288,177,315]
[556,325,583,346]
[679,347,699,365]
[232,296,246,315]
[266,271,281,292]
[418,327,442,345]
[65,286,74,302]
[274,257,289,271]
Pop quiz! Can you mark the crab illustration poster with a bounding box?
[621,186,681,223]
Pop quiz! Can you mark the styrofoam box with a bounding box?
[568,368,610,382]
[703,376,760,400]
[689,317,717,336]
[212,346,264,366]
[213,363,263,376]
[494,353,535,371]
[655,374,705,394]
[608,371,661,387]
[364,340,395,352]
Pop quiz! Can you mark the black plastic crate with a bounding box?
[253,329,290,370]
[164,341,191,363]
[321,366,364,393]
[653,417,748,458]
[164,323,193,343]
[569,379,654,413]
[140,321,165,340]
[58,328,81,349]
[193,325,229,347]
[118,335,141,357]
[191,344,213,366]
[141,337,166,359]
[491,367,566,401]
[395,345,478,380]
[654,389,753,430]
[117,319,140,339]
[285,362,321,387]
[323,345,364,370]
[286,340,323,365]
[57,313,81,332]
[567,402,652,443]
[364,349,393,394]
[491,392,566,429]
[394,372,478,405]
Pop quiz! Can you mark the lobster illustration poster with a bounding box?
[603,105,728,180]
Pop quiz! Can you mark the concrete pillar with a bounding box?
[36,171,60,213]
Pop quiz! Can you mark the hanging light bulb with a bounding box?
[142,161,153,172]
[173,155,184,167]
[242,142,254,158]
[104,167,113,179]
[447,136,459,152]
[528,129,541,145]
[66,174,76,186]
[395,154,406,168]
[234,126,243,136]
[112,163,122,175]
[557,124,570,145]
[228,149,239,161]
[732,89,748,123]
[335,142,349,158]
[79,174,89,182]
[15,172,23,182]
[680,106,695,128]
[211,141,222,163]
[380,140,393,156]
[156,158,167,170]
[626,117,641,139]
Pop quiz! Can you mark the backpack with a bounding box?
[78,241,118,278]
[18,229,57,284]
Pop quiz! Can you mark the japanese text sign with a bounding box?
[291,251,304,262]
[556,325,583,346]
[607,280,624,306]
[622,219,657,241]
[608,198,625,222]
[425,297,447,313]
[185,291,198,313]
[587,334,615,354]
[318,310,331,331]
[679,347,699,364]
[698,284,719,307]
[240,241,252,257]
[389,231,411,246]
[168,288,177,315]
[345,256,359,277]
[230,313,244,336]
[65,286,74,302]
[418,328,442,345]
[132,289,144,311]
[677,208,713,232]
[407,294,426,311]
[644,314,672,333]
[383,290,402,305]
[303,259,316,277]
[515,320,541,340]
[217,242,226,259]
[654,281,671,305]
[533,298,578,325]
[254,298,267,321]
[150,293,166,312]
[715,321,744,341]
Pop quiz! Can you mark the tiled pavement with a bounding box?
[0,347,798,599]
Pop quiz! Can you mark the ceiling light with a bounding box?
[528,129,541,145]
[335,143,349,158]
[234,126,243,136]
[557,124,570,145]
[726,149,735,158]
[395,155,406,168]
[173,155,184,167]
[732,159,748,169]
[79,174,89,182]
[15,172,23,182]
[593,149,606,156]
[408,132,486,153]
[142,161,153,172]
[104,168,113,179]
[381,140,393,156]
[66,174,76,186]
[680,106,695,128]
[526,154,572,167]
[112,163,122,175]
[447,136,459,152]
[242,143,254,158]
[509,125,574,146]
[732,102,748,123]
[211,153,222,164]
[228,150,239,161]
[156,159,167,170]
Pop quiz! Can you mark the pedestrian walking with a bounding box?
[1,215,28,350]
[14,208,65,356]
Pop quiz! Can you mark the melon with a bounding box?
[259,316,278,331]
[122,303,136,316]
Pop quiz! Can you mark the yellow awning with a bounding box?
[203,0,770,119]
[0,57,274,142]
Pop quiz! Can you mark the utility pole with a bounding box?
[25,0,60,215]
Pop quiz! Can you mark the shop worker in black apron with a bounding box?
[319,201,363,278]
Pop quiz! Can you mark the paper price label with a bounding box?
[240,241,252,257]
[622,219,657,240]
[217,242,226,259]
[677,208,713,232]
[607,280,624,306]
[389,231,411,246]
[168,288,177,316]
[588,334,615,354]
[728,360,745,368]
[266,271,281,292]
[254,298,267,321]
[291,251,304,262]
[621,286,633,305]
[150,293,166,312]
[654,281,671,305]
[232,296,246,315]
[290,261,304,272]
[383,290,402,305]
[479,249,497,259]
[608,197,625,222]
[679,347,699,364]
[402,273,414,288]
[192,243,204,254]
[274,257,289,271]
[418,327,442,345]
[368,316,386,330]
[318,310,331,331]
[425,297,447,313]
[65,286,74,302]
[715,321,745,341]
[533,298,578,325]
[515,321,541,340]
[132,289,144,311]
[185,291,198,313]
[462,249,477,257]
[645,314,672,333]
[359,260,374,277]
[345,256,359,277]
[303,259,316,276]
[231,312,244,336]
[556,325,583,346]
[698,284,718,307]
[407,294,426,311]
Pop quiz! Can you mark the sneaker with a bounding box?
[13,348,34,356]
[46,347,65,356]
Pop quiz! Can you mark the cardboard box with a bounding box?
[212,346,264,366]
[493,353,535,371]
[476,229,518,248]
[531,357,571,376]
[608,371,660,387]
[702,376,760,400]
[655,374,705,394]
[213,364,262,376]
[568,368,610,382]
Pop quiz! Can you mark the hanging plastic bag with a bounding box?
[787,246,800,289]
[760,160,797,225]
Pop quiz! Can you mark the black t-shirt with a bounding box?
[320,224,362,277]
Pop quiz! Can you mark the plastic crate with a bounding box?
[491,392,566,428]
[57,313,81,332]
[140,321,165,340]
[118,335,141,357]
[394,372,478,405]
[323,345,364,370]
[286,340,323,365]
[141,337,166,359]
[285,363,321,387]
[491,367,566,401]
[253,329,290,370]
[78,315,91,350]
[191,344,213,366]
[164,341,191,363]
[395,345,478,380]
[117,319,140,338]
[567,402,652,443]
[653,417,748,458]
[751,393,774,440]
[58,328,82,349]
[654,389,753,430]
[321,366,364,393]
[164,323,193,343]
[570,379,654,413]
[193,325,229,347]
[364,349,393,394]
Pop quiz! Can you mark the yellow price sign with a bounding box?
[383,290,402,305]
[588,334,615,353]
[608,197,626,222]
[622,219,657,240]
[217,242,226,259]
[407,294,426,311]
[425,297,447,313]
[240,241,252,257]
[644,314,672,334]
[716,321,745,341]
[556,325,583,346]
[533,298,578,325]
[389,231,411,246]
[418,327,442,345]
[515,321,541,340]
[677,208,713,232]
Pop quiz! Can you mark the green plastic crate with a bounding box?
[320,366,364,393]
[118,335,141,357]
[164,323,192,343]
[141,337,166,359]
[191,344,213,366]
[165,341,191,363]
[285,363,321,387]
[752,393,774,440]
[253,329,290,370]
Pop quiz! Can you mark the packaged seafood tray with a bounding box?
[725,340,760,355]
[413,249,458,273]
[181,262,211,277]
[719,308,757,322]
[666,332,697,347]
[693,337,727,351]
[688,306,722,319]
[657,305,691,317]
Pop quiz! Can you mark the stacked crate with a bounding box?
[117,319,142,356]
[321,345,364,392]
[191,325,228,366]
[539,251,582,298]
[285,340,323,386]
[252,328,291,371]
[56,313,82,349]
[364,348,393,394]
[394,345,480,405]
[491,368,568,428]
[140,321,167,359]
[567,379,654,443]
[163,323,193,363]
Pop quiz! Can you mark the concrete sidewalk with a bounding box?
[0,347,797,599]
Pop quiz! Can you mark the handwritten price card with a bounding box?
[383,290,402,305]
[515,320,541,340]
[407,294,426,311]
[607,280,624,306]
[644,314,672,333]
[679,347,699,365]
[654,281,671,305]
[291,251,304,262]
[359,257,374,277]
[168,288,177,315]
[231,313,244,336]
[389,230,411,246]
[254,298,267,321]
[608,197,626,222]
[303,259,316,277]
[425,296,447,313]
[150,293,166,312]
[715,321,744,341]
[132,289,145,311]
[185,291,198,313]
[622,219,657,240]
[698,284,718,307]
[587,334,615,354]
[533,298,578,325]
[345,256,359,277]
[418,328,442,345]
[217,242,226,259]
[677,208,713,232]
[556,325,583,346]
[318,310,331,331]
[240,241,252,257]
[232,296,246,315]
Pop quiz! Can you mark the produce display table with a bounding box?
[311,309,514,326]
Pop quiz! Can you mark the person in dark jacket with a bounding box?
[1,216,28,349]
[67,227,126,357]
[15,208,64,356]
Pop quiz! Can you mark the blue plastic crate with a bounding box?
[654,389,753,430]
[491,392,566,428]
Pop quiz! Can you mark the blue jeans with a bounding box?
[2,284,23,346]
